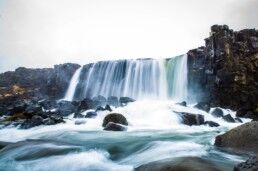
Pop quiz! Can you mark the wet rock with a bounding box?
[105,105,112,112]
[57,100,77,116]
[194,102,210,112]
[73,112,84,118]
[204,121,220,127]
[222,114,235,123]
[74,120,86,125]
[176,101,187,107]
[235,117,243,123]
[119,97,135,105]
[215,121,258,154]
[38,100,58,110]
[20,115,44,129]
[102,113,128,127]
[92,95,107,106]
[178,112,204,126]
[107,96,119,107]
[95,106,106,112]
[42,118,56,125]
[234,156,258,171]
[103,122,127,131]
[85,111,97,118]
[211,108,224,118]
[135,157,221,171]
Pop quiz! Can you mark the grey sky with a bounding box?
[0,0,257,73]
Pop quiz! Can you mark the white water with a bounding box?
[63,66,83,101]
[64,55,188,101]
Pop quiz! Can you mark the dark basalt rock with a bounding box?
[204,121,220,127]
[135,157,221,171]
[176,101,187,107]
[85,111,97,118]
[234,156,258,171]
[105,104,112,112]
[211,108,224,118]
[187,25,258,119]
[194,102,210,112]
[103,122,127,131]
[215,121,258,155]
[102,113,128,127]
[74,120,86,125]
[73,112,84,118]
[57,100,77,116]
[92,95,107,106]
[235,117,243,123]
[177,112,204,126]
[222,114,235,123]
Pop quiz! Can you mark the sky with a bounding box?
[0,0,257,73]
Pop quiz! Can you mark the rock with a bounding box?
[204,121,220,127]
[194,102,210,112]
[135,157,221,171]
[95,106,106,112]
[119,97,135,105]
[222,114,235,123]
[103,122,127,131]
[234,156,258,171]
[178,112,204,126]
[57,100,77,116]
[214,121,258,154]
[235,117,243,123]
[42,118,56,125]
[73,112,84,118]
[102,113,128,127]
[74,120,86,125]
[20,115,44,129]
[107,96,119,107]
[85,111,97,118]
[24,104,42,118]
[176,101,187,106]
[92,95,107,106]
[211,108,224,118]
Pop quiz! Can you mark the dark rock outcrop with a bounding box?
[194,102,210,112]
[85,111,97,118]
[234,156,258,171]
[211,108,224,118]
[222,114,235,123]
[187,25,258,119]
[135,157,221,171]
[214,121,258,155]
[204,121,220,127]
[176,101,187,107]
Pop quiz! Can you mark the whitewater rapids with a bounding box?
[0,100,250,171]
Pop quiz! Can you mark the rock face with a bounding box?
[0,63,80,100]
[135,157,221,171]
[214,121,258,155]
[187,25,258,119]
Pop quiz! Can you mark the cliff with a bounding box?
[187,25,258,118]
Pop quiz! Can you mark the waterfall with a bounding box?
[63,66,83,101]
[166,54,188,101]
[64,55,188,101]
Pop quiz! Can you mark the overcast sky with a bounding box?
[0,0,257,72]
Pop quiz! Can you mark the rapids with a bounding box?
[0,100,250,171]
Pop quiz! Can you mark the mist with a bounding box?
[0,0,257,73]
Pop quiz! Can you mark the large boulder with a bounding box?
[222,114,235,123]
[215,121,258,155]
[85,111,97,118]
[204,121,220,127]
[102,113,128,127]
[107,96,119,107]
[177,112,204,126]
[135,157,221,171]
[234,156,258,171]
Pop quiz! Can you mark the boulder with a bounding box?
[234,156,258,171]
[204,121,220,127]
[73,112,84,118]
[57,100,77,116]
[214,121,258,154]
[92,95,107,106]
[74,120,86,125]
[194,102,210,112]
[178,112,204,126]
[85,111,97,118]
[135,157,221,171]
[103,122,127,131]
[235,117,243,123]
[211,108,224,118]
[105,104,112,112]
[102,113,128,127]
[222,114,235,123]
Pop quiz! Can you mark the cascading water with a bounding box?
[63,66,83,101]
[64,55,188,101]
